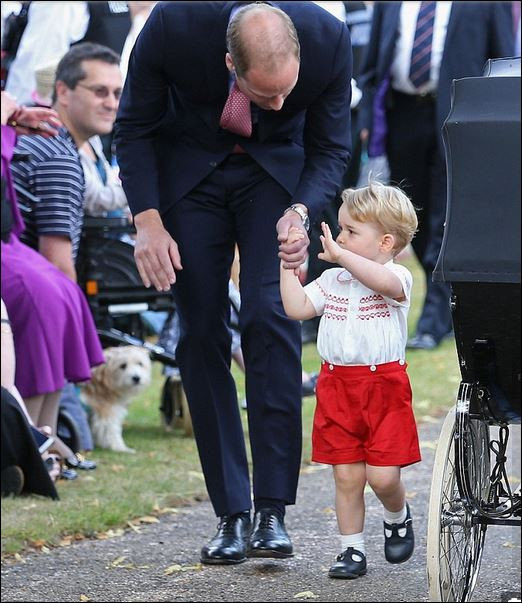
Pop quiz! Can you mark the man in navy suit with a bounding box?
[358,2,513,350]
[114,2,352,565]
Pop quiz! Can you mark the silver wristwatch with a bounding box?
[284,204,310,232]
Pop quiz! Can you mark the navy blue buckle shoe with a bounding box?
[328,547,367,579]
[384,503,414,563]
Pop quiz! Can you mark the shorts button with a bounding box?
[328,364,334,371]
[370,365,377,372]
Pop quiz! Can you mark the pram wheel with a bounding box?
[427,404,490,602]
[160,376,193,437]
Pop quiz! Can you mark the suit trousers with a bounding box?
[386,90,453,341]
[162,154,303,517]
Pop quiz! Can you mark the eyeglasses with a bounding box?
[76,83,122,100]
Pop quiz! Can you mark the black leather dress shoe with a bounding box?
[248,509,293,558]
[328,547,367,579]
[384,503,414,563]
[200,513,251,565]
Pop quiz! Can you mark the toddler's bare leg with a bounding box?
[366,465,405,511]
[333,462,367,533]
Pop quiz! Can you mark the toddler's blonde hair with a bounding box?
[341,181,418,254]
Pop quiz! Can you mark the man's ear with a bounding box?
[54,80,69,106]
[225,52,235,73]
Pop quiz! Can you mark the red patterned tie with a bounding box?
[219,82,252,138]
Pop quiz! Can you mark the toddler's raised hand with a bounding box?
[318,221,342,263]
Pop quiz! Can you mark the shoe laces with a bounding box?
[257,511,280,530]
[217,514,244,535]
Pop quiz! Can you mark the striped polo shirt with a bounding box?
[11,127,85,260]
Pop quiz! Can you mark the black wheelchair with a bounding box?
[14,185,192,436]
[426,58,521,602]
[75,214,193,436]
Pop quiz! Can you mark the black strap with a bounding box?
[1,178,14,243]
[1,2,32,56]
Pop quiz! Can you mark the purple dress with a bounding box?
[1,125,104,398]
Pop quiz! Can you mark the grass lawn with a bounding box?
[1,254,460,558]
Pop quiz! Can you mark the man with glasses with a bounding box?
[11,42,122,280]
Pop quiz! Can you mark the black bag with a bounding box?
[1,2,32,70]
[1,178,14,243]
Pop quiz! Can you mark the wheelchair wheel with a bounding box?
[159,376,193,437]
[57,409,83,454]
[427,406,490,602]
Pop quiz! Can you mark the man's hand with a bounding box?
[133,209,182,291]
[318,221,342,264]
[277,210,309,273]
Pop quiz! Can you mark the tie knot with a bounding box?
[219,81,252,138]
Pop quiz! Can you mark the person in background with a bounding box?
[115,2,351,565]
[120,1,158,84]
[358,2,514,350]
[11,42,122,281]
[1,91,104,477]
[280,181,421,579]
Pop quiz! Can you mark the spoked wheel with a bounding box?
[427,397,491,602]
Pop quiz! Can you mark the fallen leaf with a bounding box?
[164,564,183,575]
[127,521,141,533]
[137,515,160,524]
[80,595,90,602]
[109,556,127,568]
[503,541,517,548]
[420,440,438,450]
[294,591,318,599]
[110,464,125,472]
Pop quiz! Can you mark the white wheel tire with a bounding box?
[427,407,457,602]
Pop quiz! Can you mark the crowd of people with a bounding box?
[0,0,518,581]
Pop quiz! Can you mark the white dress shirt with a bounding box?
[391,1,452,95]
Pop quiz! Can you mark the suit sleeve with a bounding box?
[113,5,171,218]
[488,2,516,58]
[292,23,352,223]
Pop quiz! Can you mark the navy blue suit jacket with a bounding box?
[114,1,352,224]
[358,1,514,144]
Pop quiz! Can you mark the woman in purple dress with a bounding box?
[1,92,104,445]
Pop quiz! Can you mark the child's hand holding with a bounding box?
[318,221,342,263]
[281,227,305,273]
[287,226,305,245]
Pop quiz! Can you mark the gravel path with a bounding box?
[1,415,520,602]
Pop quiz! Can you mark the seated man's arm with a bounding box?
[39,235,76,282]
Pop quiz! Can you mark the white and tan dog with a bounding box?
[82,346,152,453]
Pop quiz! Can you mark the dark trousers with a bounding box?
[386,90,453,341]
[163,154,303,517]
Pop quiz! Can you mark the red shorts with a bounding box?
[312,360,421,467]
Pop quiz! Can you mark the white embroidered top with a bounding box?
[303,261,412,366]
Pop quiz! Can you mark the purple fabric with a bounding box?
[1,125,104,398]
[368,77,390,158]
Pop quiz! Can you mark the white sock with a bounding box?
[340,532,365,557]
[383,505,408,537]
